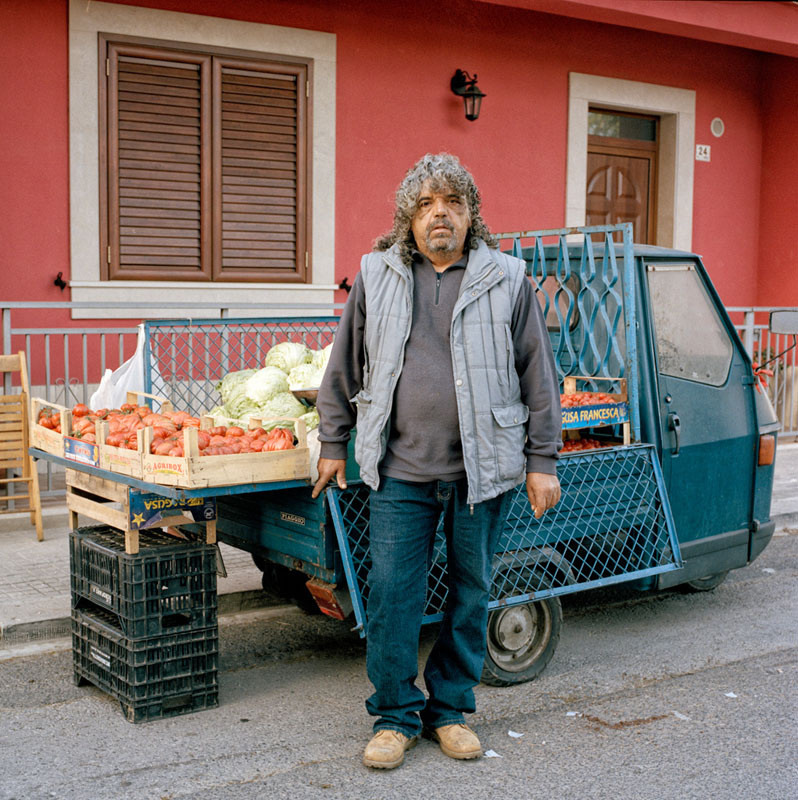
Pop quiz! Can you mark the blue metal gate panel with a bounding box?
[327,444,681,637]
[500,222,639,441]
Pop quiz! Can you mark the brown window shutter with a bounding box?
[213,58,308,282]
[101,38,310,284]
[105,43,211,280]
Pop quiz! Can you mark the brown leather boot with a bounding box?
[425,723,482,759]
[362,729,418,769]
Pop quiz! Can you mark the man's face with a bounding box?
[410,180,471,265]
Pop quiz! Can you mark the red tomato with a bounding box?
[265,437,294,451]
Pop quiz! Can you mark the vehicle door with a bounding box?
[645,260,757,547]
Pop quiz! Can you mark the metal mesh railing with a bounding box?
[728,308,798,438]
[143,317,339,415]
[327,444,681,636]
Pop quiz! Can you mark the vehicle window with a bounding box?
[647,263,733,386]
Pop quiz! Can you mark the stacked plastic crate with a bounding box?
[69,525,219,722]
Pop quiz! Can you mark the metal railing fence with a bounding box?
[1,301,344,495]
[728,307,798,438]
[3,300,796,496]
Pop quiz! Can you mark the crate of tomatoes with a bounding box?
[140,412,309,488]
[32,392,310,488]
[560,376,629,431]
[30,398,71,457]
[32,392,171,478]
[559,375,631,448]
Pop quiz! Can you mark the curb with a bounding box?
[0,589,289,648]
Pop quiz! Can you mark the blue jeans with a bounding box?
[365,476,507,737]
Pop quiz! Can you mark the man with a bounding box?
[312,153,561,769]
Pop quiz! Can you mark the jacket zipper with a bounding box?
[376,256,414,470]
[452,261,507,505]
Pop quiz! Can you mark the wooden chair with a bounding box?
[0,352,44,540]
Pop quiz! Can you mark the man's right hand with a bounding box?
[311,458,348,498]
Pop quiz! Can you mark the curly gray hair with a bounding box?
[374,153,497,263]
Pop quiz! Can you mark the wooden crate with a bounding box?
[561,375,630,446]
[93,417,146,478]
[95,391,171,478]
[66,469,217,554]
[562,375,628,401]
[30,398,70,457]
[140,417,311,489]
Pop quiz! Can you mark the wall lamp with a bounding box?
[450,69,486,122]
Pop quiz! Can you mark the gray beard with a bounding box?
[424,220,458,255]
[427,235,459,255]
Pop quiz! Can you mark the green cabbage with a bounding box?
[263,341,312,373]
[287,363,323,390]
[245,366,290,404]
[298,407,320,431]
[312,342,334,371]
[259,391,307,420]
[228,395,262,420]
[214,369,259,420]
[215,369,257,404]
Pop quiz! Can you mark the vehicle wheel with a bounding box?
[481,577,562,686]
[260,562,320,615]
[682,571,729,592]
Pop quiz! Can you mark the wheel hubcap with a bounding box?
[487,601,552,672]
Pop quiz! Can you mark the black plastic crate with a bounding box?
[69,525,217,638]
[71,605,218,723]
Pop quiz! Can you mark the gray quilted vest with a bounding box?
[353,239,529,505]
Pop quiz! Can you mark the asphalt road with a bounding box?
[1,532,796,800]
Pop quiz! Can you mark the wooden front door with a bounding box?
[586,110,658,244]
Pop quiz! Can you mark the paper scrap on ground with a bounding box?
[672,711,689,721]
[762,568,776,574]
[566,711,582,717]
[725,692,738,698]
[508,730,524,738]
[484,749,503,758]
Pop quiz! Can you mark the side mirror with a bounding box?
[769,310,798,335]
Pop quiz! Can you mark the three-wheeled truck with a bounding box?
[144,223,785,686]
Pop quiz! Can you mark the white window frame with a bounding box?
[69,0,336,318]
[567,73,696,251]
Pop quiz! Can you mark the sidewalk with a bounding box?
[2,443,797,649]
[0,507,281,649]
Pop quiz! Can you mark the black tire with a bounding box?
[260,562,321,615]
[681,571,729,593]
[481,574,562,686]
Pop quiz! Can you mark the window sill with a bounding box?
[69,281,340,320]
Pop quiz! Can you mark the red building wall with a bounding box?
[0,0,70,303]
[1,0,793,328]
[757,55,798,307]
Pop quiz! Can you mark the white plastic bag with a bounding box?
[90,324,168,410]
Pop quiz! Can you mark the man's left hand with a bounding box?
[526,472,561,519]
